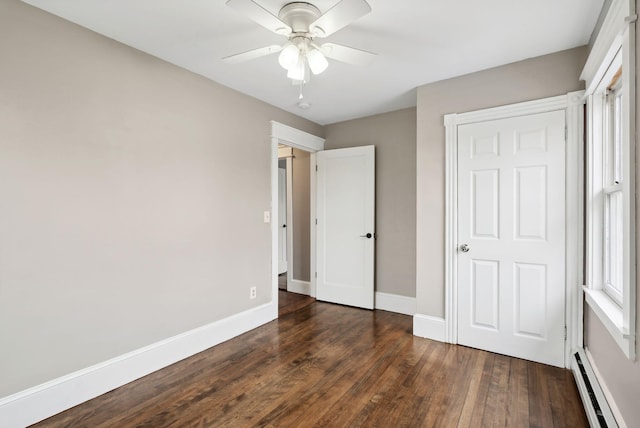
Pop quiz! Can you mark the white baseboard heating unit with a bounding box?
[571,349,618,428]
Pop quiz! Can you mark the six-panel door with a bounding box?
[457,110,566,367]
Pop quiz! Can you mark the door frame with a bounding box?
[443,91,584,368]
[277,163,288,276]
[285,155,293,289]
[270,121,325,317]
[276,148,294,289]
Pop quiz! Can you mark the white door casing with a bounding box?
[456,110,566,367]
[270,121,324,318]
[316,146,375,309]
[278,167,288,275]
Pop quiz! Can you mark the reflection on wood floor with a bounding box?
[279,289,315,317]
[34,296,587,427]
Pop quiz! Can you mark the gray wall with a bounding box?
[415,46,588,317]
[4,0,637,423]
[583,5,640,423]
[324,108,417,297]
[291,148,311,282]
[0,0,322,398]
[585,308,640,424]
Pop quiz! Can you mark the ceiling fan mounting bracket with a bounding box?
[278,2,323,35]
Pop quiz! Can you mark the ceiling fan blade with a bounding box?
[310,0,371,37]
[320,43,376,66]
[222,45,283,64]
[226,0,291,35]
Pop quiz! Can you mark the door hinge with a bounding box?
[316,165,318,172]
[315,218,318,225]
[315,272,317,278]
[564,326,567,340]
[564,126,568,141]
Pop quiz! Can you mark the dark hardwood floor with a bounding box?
[278,289,315,316]
[33,295,587,427]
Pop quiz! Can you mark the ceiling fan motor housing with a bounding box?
[278,2,323,36]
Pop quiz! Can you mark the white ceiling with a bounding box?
[22,0,604,125]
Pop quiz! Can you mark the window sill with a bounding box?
[584,287,635,359]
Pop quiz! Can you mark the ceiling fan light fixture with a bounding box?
[278,43,300,70]
[287,57,306,81]
[306,47,328,75]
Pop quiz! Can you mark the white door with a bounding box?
[316,146,375,309]
[457,110,566,367]
[278,167,287,275]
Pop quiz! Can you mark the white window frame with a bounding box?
[603,71,624,305]
[582,0,636,359]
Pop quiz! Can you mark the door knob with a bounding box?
[360,233,373,239]
[282,224,286,228]
[460,244,470,253]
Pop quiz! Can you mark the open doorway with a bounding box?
[270,122,325,314]
[277,156,287,286]
[271,121,376,314]
[277,144,312,295]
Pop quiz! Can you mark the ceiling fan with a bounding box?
[223,0,376,82]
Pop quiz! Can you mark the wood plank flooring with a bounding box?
[33,295,587,427]
[278,289,315,316]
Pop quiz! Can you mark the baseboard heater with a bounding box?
[571,349,618,428]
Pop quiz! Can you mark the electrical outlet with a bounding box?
[250,286,257,299]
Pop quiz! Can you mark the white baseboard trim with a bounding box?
[571,348,620,428]
[585,348,627,428]
[0,302,277,428]
[287,279,311,295]
[413,314,446,342]
[375,292,416,316]
[283,287,416,316]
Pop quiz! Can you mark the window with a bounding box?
[581,0,635,360]
[603,71,623,305]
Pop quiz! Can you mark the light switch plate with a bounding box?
[263,211,270,223]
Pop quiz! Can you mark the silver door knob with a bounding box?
[460,244,470,253]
